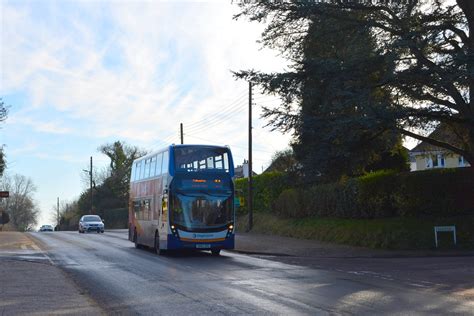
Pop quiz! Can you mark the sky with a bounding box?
[1,0,292,226]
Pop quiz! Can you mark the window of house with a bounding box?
[437,154,445,168]
[425,156,433,168]
[432,155,439,167]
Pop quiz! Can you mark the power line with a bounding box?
[185,105,247,134]
[185,93,247,129]
[185,134,274,154]
[185,95,247,131]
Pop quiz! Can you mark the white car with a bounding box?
[39,225,54,232]
[78,215,105,233]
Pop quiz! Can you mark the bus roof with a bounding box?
[133,144,231,163]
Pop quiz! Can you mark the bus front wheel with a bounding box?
[211,249,221,256]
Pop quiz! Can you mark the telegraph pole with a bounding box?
[57,197,60,229]
[90,156,93,215]
[248,81,253,231]
[180,123,184,144]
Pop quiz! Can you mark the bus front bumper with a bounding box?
[167,234,234,250]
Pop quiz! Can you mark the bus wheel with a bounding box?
[134,230,141,249]
[211,249,221,256]
[154,232,164,255]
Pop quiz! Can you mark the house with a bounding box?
[234,160,257,178]
[409,126,471,171]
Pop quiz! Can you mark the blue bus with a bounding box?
[128,144,235,255]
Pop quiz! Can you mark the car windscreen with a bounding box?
[174,146,230,173]
[83,216,101,222]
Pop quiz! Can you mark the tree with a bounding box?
[78,141,145,214]
[265,148,299,173]
[0,174,39,231]
[0,98,9,177]
[235,0,474,177]
[98,141,146,203]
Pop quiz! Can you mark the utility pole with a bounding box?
[90,156,93,215]
[180,123,184,144]
[57,197,60,229]
[248,81,253,231]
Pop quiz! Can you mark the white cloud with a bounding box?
[1,1,292,169]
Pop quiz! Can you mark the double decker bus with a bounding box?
[128,144,235,255]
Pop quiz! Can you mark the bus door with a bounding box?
[158,188,169,246]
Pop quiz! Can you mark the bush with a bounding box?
[101,208,128,229]
[393,168,474,217]
[235,172,290,215]
[273,188,303,218]
[356,170,398,218]
[271,167,474,219]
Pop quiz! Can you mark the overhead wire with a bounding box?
[185,134,274,154]
[185,104,247,134]
[184,90,247,127]
[184,95,247,132]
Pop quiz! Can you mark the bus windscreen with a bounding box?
[174,147,230,172]
[171,192,232,229]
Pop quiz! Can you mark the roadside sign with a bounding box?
[0,191,9,198]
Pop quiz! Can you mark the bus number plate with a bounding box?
[196,244,211,249]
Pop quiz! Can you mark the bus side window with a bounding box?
[156,153,163,176]
[136,161,142,181]
[143,200,150,221]
[133,200,140,219]
[150,156,157,177]
[161,151,169,174]
[131,163,136,181]
[144,159,150,179]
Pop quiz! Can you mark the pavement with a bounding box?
[0,231,104,315]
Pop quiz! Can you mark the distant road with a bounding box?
[30,230,474,315]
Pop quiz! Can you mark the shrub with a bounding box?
[356,170,398,218]
[273,188,303,218]
[271,167,474,219]
[302,180,358,218]
[393,168,474,217]
[235,172,290,214]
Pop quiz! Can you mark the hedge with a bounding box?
[235,171,290,215]
[272,167,474,219]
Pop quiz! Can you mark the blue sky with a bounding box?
[1,0,292,226]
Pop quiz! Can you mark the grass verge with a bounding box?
[237,213,474,250]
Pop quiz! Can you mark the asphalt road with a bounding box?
[30,231,474,315]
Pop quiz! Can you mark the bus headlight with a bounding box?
[228,224,234,231]
[170,225,179,237]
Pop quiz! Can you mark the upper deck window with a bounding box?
[174,146,230,173]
